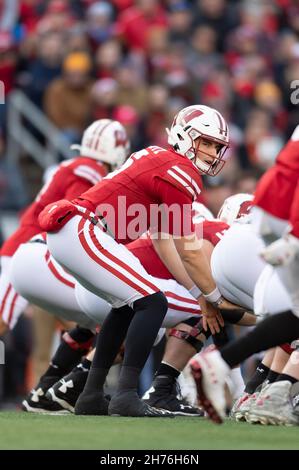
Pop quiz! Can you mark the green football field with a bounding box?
[0,412,298,450]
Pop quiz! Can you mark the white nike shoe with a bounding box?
[190,347,230,424]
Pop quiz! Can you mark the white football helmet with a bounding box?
[71,119,130,169]
[166,105,229,176]
[217,193,254,225]
[192,202,214,224]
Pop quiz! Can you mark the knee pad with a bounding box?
[133,291,168,315]
[62,326,95,353]
[169,316,204,352]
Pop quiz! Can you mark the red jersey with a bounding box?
[128,220,229,280]
[1,157,107,257]
[74,146,203,244]
[254,131,299,220]
[290,180,299,238]
[115,5,168,51]
[276,131,299,173]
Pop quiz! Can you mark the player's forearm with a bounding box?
[181,248,217,295]
[152,235,194,290]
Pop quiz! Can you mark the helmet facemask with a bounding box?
[186,128,229,176]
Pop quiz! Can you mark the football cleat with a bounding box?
[109,390,175,417]
[247,381,299,425]
[46,367,89,413]
[142,375,203,416]
[190,347,230,424]
[230,392,252,422]
[22,376,69,414]
[74,390,110,416]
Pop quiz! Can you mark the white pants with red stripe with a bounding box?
[10,236,200,333]
[75,277,200,328]
[0,256,28,329]
[10,242,98,330]
[47,215,161,308]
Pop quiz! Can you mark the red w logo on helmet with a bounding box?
[115,130,128,147]
[237,200,253,219]
[183,109,204,124]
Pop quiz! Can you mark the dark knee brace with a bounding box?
[169,316,205,352]
[212,325,230,349]
[221,309,246,324]
[62,326,95,354]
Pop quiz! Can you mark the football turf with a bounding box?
[0,412,298,450]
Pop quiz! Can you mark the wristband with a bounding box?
[203,287,222,304]
[189,285,202,299]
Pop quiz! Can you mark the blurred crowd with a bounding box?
[1,0,299,213]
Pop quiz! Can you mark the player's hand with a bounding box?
[260,234,299,266]
[216,298,246,311]
[199,297,224,334]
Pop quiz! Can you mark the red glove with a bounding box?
[38,200,78,232]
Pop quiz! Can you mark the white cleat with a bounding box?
[230,392,252,422]
[190,347,230,424]
[247,381,298,426]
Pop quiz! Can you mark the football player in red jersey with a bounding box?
[39,105,246,417]
[0,119,129,413]
[0,119,128,334]
[189,128,299,424]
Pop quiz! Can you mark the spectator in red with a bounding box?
[36,0,75,35]
[115,0,168,53]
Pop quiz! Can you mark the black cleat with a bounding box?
[46,367,89,413]
[22,376,69,414]
[108,390,175,417]
[143,375,204,416]
[74,391,109,416]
